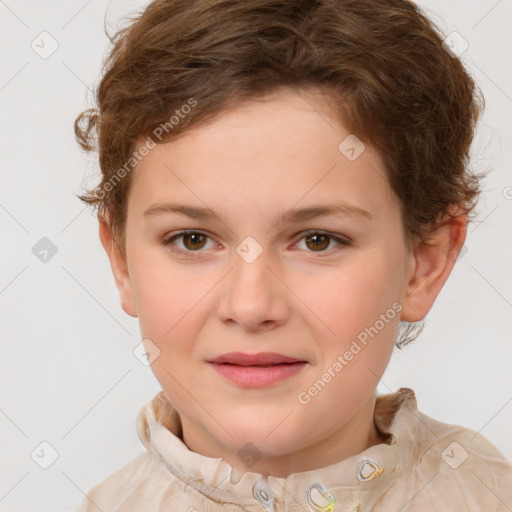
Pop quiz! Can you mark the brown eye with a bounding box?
[304,233,330,251]
[181,233,207,250]
[295,231,351,255]
[163,231,216,257]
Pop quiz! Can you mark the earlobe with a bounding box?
[99,217,138,318]
[400,210,467,322]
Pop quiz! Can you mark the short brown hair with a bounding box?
[74,0,486,347]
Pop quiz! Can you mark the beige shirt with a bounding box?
[74,387,512,511]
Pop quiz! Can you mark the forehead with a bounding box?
[128,90,397,224]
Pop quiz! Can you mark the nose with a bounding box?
[216,242,290,332]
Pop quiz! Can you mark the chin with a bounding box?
[226,423,299,456]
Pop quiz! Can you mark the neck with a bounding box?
[181,390,386,478]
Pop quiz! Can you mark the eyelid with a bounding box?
[163,230,218,257]
[296,229,352,244]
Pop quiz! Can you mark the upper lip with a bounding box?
[207,352,305,366]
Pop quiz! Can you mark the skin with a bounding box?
[99,87,467,478]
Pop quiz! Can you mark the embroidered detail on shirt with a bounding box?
[305,482,336,512]
[252,476,276,512]
[356,458,384,482]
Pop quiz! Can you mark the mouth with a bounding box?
[207,351,307,366]
[206,353,308,388]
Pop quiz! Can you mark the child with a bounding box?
[73,0,512,510]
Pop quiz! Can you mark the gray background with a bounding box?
[1,0,511,510]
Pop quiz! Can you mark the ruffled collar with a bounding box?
[136,387,420,510]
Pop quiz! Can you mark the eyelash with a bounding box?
[162,230,352,259]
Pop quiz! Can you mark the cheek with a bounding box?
[129,251,206,341]
[302,253,401,385]
[310,259,397,333]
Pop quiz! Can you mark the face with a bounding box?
[102,88,461,477]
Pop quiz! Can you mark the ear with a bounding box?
[99,216,138,318]
[400,207,467,322]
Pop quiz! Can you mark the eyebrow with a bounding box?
[143,202,373,224]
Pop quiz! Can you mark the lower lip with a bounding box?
[208,362,307,388]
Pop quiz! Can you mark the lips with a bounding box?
[207,352,305,366]
[207,352,308,388]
